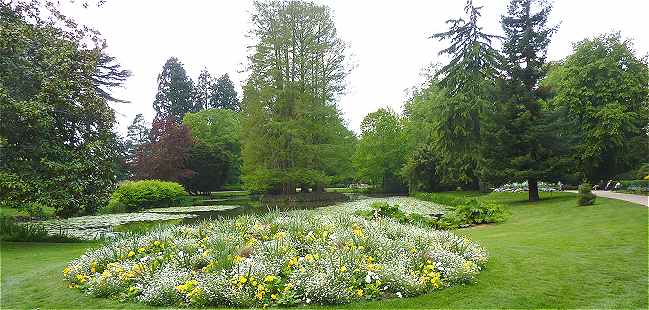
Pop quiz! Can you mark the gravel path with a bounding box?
[591,190,648,207]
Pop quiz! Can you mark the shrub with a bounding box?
[452,200,509,225]
[63,211,488,307]
[577,183,596,206]
[102,180,189,214]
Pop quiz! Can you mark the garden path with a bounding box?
[591,190,648,207]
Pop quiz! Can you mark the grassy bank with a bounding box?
[1,192,647,309]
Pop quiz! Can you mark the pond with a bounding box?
[38,194,447,240]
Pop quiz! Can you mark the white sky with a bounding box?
[65,0,649,134]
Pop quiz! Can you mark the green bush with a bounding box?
[452,199,509,224]
[577,183,596,206]
[102,180,189,214]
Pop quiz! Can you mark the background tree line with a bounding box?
[356,0,648,201]
[124,57,241,195]
[2,0,646,218]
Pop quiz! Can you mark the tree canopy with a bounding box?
[0,1,130,216]
[240,0,353,194]
[153,57,196,122]
[354,108,406,192]
[544,33,649,181]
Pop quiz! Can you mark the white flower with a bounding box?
[396,292,403,298]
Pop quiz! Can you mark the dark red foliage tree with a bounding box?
[132,117,193,182]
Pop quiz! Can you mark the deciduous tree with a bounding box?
[241,0,352,194]
[132,117,192,182]
[544,33,649,181]
[354,108,406,192]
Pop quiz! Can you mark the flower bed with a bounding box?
[63,211,488,307]
[493,181,561,192]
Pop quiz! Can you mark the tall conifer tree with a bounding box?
[488,0,560,201]
[430,0,502,188]
[153,57,196,122]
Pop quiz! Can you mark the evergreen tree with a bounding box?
[153,57,196,122]
[487,0,560,201]
[194,69,214,111]
[211,74,240,111]
[124,113,150,168]
[430,0,502,188]
[0,1,129,216]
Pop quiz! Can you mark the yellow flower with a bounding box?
[90,261,97,273]
[283,283,294,291]
[366,256,375,263]
[355,289,364,297]
[367,263,381,271]
[255,290,265,300]
[127,251,135,258]
[233,255,243,264]
[304,254,314,262]
[63,267,71,275]
[75,274,87,283]
[138,247,145,253]
[246,237,257,246]
[238,275,247,284]
[287,257,298,268]
[271,293,278,300]
[339,266,347,273]
[202,249,210,257]
[275,231,286,240]
[264,275,277,283]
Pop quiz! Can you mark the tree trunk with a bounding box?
[528,178,540,201]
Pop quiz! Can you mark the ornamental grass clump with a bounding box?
[63,211,488,307]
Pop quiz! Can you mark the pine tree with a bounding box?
[153,57,196,122]
[491,0,560,201]
[211,73,239,111]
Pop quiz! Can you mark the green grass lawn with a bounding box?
[1,192,647,309]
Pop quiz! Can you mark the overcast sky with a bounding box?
[65,0,649,134]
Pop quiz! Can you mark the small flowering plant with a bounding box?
[63,210,488,307]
